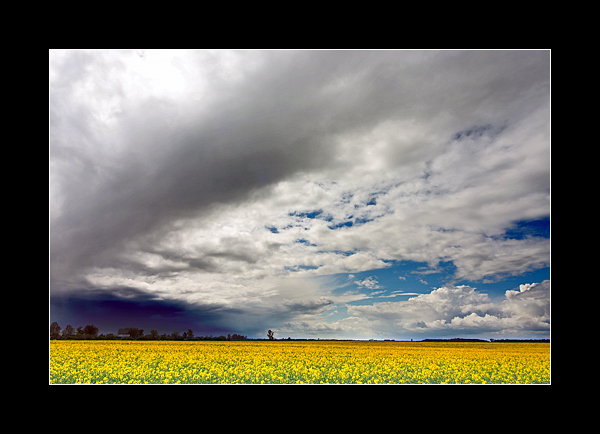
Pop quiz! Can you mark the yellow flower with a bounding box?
[50,340,549,384]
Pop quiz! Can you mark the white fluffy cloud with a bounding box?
[354,276,382,290]
[347,280,550,337]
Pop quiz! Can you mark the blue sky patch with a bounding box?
[503,217,550,240]
[289,210,324,219]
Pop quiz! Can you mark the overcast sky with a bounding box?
[50,50,550,339]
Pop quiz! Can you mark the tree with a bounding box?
[83,324,99,336]
[187,329,194,339]
[126,327,144,338]
[62,324,74,338]
[50,322,61,339]
[150,329,159,339]
[267,330,274,340]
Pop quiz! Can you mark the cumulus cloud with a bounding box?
[50,50,549,336]
[347,280,550,337]
[354,276,381,290]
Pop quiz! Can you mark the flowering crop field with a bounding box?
[50,340,550,384]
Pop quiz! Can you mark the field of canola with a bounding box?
[50,340,550,384]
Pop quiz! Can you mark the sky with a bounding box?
[50,50,550,339]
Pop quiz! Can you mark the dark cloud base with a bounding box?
[50,288,232,336]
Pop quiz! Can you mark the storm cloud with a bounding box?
[50,50,550,337]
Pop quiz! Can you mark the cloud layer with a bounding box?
[50,50,550,337]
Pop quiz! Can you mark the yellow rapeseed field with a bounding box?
[50,340,550,384]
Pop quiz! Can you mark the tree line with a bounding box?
[50,322,248,341]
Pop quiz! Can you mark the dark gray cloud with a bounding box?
[51,52,314,282]
[50,50,550,337]
[49,286,234,336]
[51,51,547,274]
[50,51,372,282]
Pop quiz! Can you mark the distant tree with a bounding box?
[62,324,74,338]
[187,329,194,339]
[171,331,180,339]
[150,329,159,339]
[267,330,274,340]
[83,324,99,336]
[50,322,61,339]
[126,327,144,338]
[76,326,84,335]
